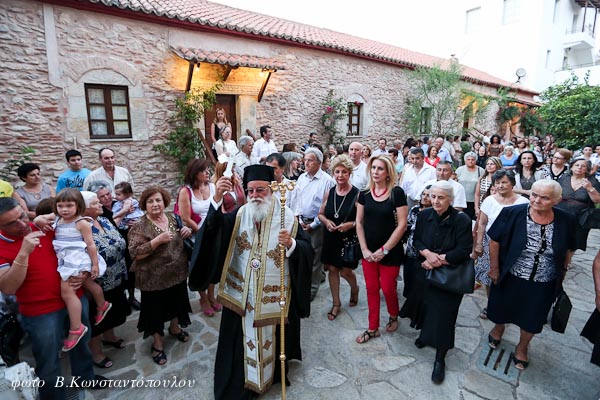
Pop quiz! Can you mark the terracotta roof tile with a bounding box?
[172,46,286,70]
[84,0,536,95]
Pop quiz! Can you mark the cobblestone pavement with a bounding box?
[19,231,600,399]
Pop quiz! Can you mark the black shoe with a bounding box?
[129,297,141,311]
[431,361,445,384]
[414,338,425,349]
[86,375,111,390]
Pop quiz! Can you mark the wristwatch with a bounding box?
[381,246,389,255]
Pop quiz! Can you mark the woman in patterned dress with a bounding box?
[81,191,130,369]
[487,180,576,370]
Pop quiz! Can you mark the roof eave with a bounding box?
[41,0,538,97]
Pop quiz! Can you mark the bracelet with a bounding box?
[12,261,28,268]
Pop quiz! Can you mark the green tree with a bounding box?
[153,83,221,178]
[539,74,600,149]
[402,60,489,138]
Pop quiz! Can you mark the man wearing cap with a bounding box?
[189,165,313,400]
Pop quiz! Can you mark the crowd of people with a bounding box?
[0,126,599,399]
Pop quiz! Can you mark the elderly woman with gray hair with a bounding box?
[455,151,484,220]
[80,191,130,369]
[487,180,577,370]
[412,180,473,384]
[87,180,140,310]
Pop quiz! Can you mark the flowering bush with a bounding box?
[320,89,348,145]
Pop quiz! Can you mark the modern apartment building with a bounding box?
[456,0,600,92]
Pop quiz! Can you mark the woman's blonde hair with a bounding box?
[330,154,354,175]
[367,155,398,193]
[213,107,228,125]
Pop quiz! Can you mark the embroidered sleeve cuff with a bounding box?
[286,238,297,257]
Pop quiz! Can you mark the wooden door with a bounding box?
[204,95,237,145]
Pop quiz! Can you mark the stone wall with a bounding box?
[0,0,507,195]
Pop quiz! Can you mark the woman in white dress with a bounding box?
[472,170,528,319]
[214,126,238,158]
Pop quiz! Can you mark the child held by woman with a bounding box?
[53,189,111,351]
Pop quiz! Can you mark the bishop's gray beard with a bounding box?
[246,195,272,222]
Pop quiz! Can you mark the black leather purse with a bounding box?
[424,212,474,294]
[425,258,475,294]
[578,207,600,229]
[550,287,572,333]
[173,214,194,257]
[341,236,361,263]
[339,189,361,263]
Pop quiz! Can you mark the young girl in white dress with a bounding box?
[53,189,111,351]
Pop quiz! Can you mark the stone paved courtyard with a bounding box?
[18,231,600,399]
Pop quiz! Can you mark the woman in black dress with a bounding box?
[318,155,360,320]
[399,185,432,328]
[555,158,600,251]
[413,181,473,384]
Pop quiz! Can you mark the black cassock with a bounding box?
[189,205,314,400]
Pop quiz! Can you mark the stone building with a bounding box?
[0,0,537,192]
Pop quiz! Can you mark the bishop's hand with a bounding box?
[278,229,292,249]
[214,176,233,203]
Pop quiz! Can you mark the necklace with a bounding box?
[150,214,169,232]
[372,186,388,198]
[333,189,349,218]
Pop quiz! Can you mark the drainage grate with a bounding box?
[475,340,520,384]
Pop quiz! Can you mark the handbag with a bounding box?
[173,214,194,257]
[425,258,475,294]
[424,213,475,294]
[550,287,572,334]
[578,207,600,229]
[341,236,361,263]
[173,186,202,225]
[338,189,362,263]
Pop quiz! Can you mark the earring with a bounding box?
[386,177,390,182]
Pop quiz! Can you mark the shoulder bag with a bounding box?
[173,186,202,225]
[173,214,194,257]
[578,206,600,229]
[425,213,475,294]
[340,189,362,263]
[550,286,572,333]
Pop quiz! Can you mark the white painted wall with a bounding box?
[433,0,600,92]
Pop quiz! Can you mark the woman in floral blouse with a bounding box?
[81,191,129,369]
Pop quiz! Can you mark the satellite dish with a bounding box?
[515,68,527,83]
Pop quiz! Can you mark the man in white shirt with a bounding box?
[289,148,335,301]
[348,142,368,190]
[83,148,134,197]
[371,138,388,156]
[434,137,453,163]
[400,148,436,209]
[424,161,467,210]
[251,125,278,163]
[234,136,259,177]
